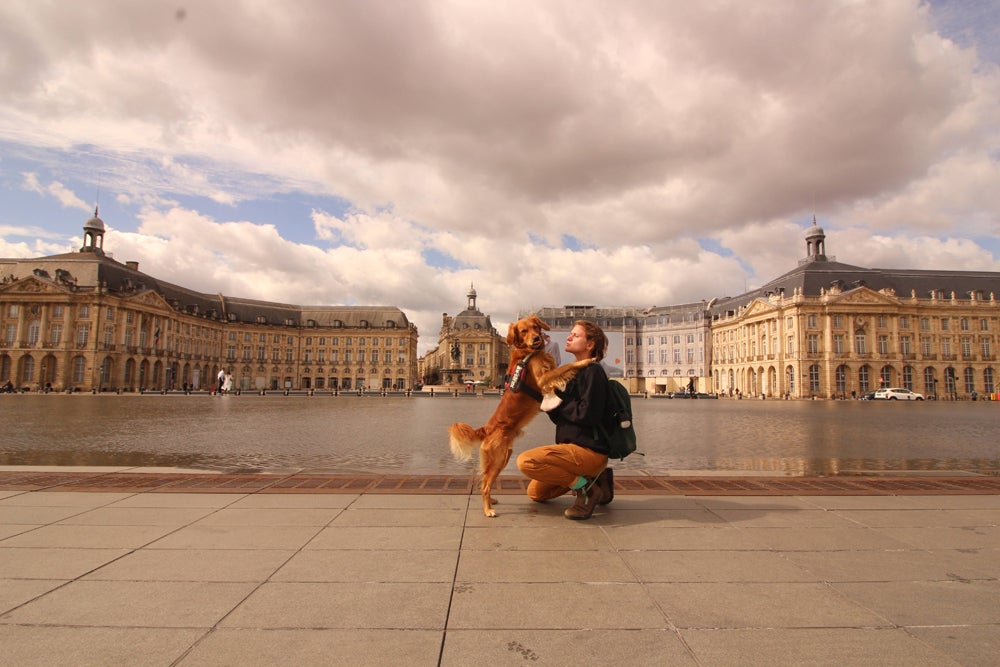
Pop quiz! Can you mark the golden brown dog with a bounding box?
[449,315,593,517]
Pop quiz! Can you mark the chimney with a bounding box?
[126,261,139,271]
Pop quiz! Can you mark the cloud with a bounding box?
[1,1,999,352]
[21,172,91,211]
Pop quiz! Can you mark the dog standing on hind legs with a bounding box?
[449,315,593,517]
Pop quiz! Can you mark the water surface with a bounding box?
[1,394,996,476]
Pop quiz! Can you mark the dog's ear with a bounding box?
[506,322,519,346]
[535,317,551,332]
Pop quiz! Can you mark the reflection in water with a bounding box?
[1,394,997,476]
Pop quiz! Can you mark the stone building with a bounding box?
[0,211,419,392]
[709,223,998,399]
[518,305,645,390]
[420,285,507,388]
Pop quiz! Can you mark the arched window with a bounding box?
[858,365,871,393]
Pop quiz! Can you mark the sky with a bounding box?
[1,0,999,354]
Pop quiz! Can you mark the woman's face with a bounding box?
[564,324,594,360]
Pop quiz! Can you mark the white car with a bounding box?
[873,387,924,401]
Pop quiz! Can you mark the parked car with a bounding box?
[873,387,925,401]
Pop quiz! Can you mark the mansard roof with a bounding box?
[1,250,411,329]
[709,258,998,318]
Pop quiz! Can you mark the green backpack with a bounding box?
[595,379,639,460]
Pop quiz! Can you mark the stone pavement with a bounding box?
[1,469,998,666]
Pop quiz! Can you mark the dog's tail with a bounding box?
[449,422,485,461]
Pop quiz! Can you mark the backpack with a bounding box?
[595,378,639,460]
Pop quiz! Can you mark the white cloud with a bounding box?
[20,172,91,212]
[2,1,999,352]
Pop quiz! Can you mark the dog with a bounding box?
[449,315,593,517]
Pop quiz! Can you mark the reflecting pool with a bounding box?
[1,394,997,476]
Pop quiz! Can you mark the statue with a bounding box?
[450,342,461,362]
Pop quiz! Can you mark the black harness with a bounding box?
[505,350,543,402]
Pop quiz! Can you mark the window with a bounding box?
[924,367,936,395]
[960,317,970,331]
[27,321,40,345]
[807,334,819,354]
[941,318,950,331]
[982,337,992,357]
[942,338,952,357]
[76,325,90,347]
[964,367,975,394]
[981,318,989,332]
[878,315,887,328]
[854,332,866,354]
[835,365,846,393]
[809,364,820,392]
[877,335,889,355]
[7,305,18,317]
[961,337,973,358]
[787,336,794,354]
[79,305,90,318]
[900,335,911,355]
[807,315,817,328]
[4,324,15,345]
[920,317,930,331]
[899,316,909,329]
[73,356,86,383]
[21,355,34,382]
[858,365,870,393]
[833,334,845,354]
[50,324,62,345]
[902,366,913,390]
[984,368,995,394]
[832,315,842,328]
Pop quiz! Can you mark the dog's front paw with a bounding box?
[540,392,563,412]
[484,508,498,518]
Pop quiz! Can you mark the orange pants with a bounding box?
[516,443,608,502]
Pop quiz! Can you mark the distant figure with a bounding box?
[544,333,562,365]
[223,372,234,394]
[217,369,225,393]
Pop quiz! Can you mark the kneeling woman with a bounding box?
[516,319,613,520]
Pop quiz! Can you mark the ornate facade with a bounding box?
[420,286,507,388]
[709,224,998,399]
[0,212,419,392]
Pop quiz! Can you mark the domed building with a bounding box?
[419,285,508,389]
[708,221,998,399]
[0,212,419,392]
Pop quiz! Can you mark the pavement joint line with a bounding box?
[1,471,999,495]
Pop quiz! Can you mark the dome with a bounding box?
[84,207,105,233]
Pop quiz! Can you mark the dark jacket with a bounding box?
[547,362,609,454]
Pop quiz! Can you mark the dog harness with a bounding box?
[505,350,543,402]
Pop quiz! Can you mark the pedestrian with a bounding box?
[223,372,233,394]
[516,320,612,521]
[217,369,225,393]
[543,333,562,365]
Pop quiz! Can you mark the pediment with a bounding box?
[124,289,172,310]
[827,286,900,306]
[0,275,66,294]
[742,299,779,318]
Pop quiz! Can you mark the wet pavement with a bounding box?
[1,466,998,666]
